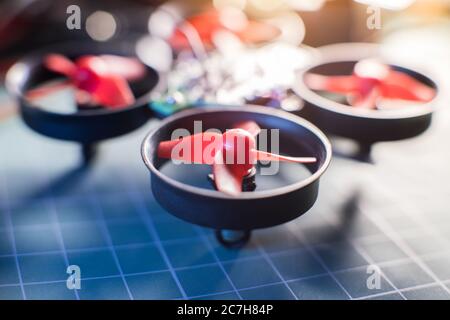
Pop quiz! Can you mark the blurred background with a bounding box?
[1,0,449,51]
[1,0,450,116]
[0,0,450,300]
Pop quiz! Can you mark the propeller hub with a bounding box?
[222,128,256,176]
[72,67,100,92]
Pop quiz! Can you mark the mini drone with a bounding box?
[6,40,163,163]
[294,43,439,159]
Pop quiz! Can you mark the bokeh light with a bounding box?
[136,35,173,72]
[86,11,117,41]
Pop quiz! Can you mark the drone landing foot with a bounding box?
[216,230,251,248]
[81,143,97,165]
[209,169,256,248]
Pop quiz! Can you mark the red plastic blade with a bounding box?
[169,10,221,50]
[99,55,146,81]
[66,56,102,94]
[212,149,243,196]
[305,73,362,94]
[254,150,316,163]
[44,54,77,77]
[234,120,261,137]
[25,80,72,100]
[75,55,107,73]
[353,58,390,81]
[89,74,135,108]
[72,56,136,108]
[169,9,279,51]
[157,132,222,164]
[307,59,435,108]
[74,90,94,105]
[376,98,423,110]
[349,86,379,109]
[379,70,435,102]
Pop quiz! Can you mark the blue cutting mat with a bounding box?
[1,87,450,300]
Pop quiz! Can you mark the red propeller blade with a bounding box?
[212,150,243,196]
[157,132,222,164]
[306,59,435,109]
[234,120,261,137]
[254,150,316,163]
[74,90,94,105]
[89,74,135,108]
[379,70,435,102]
[99,55,146,81]
[236,20,280,44]
[354,59,435,102]
[305,74,362,95]
[169,9,279,51]
[349,86,380,109]
[25,80,73,100]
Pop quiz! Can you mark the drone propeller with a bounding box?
[169,9,280,51]
[305,59,435,109]
[26,54,145,109]
[212,149,243,196]
[157,121,316,196]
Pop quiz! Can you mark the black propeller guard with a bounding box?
[6,39,165,164]
[293,43,439,161]
[141,106,331,247]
